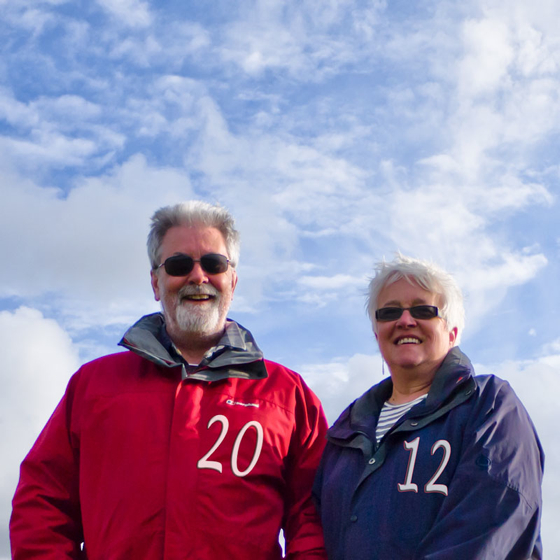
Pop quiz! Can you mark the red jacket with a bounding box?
[11,315,328,559]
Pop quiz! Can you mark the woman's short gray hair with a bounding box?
[147,201,240,270]
[366,254,465,344]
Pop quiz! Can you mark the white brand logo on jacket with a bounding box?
[226,399,260,408]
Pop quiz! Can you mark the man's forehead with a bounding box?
[160,225,227,253]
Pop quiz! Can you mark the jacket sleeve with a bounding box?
[414,379,544,560]
[10,372,84,559]
[282,378,329,560]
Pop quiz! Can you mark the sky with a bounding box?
[1,0,559,556]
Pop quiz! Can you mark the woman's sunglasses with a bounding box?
[157,253,230,276]
[375,305,439,322]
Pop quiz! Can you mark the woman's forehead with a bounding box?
[378,276,442,306]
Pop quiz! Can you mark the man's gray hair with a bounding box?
[366,254,465,344]
[147,201,240,269]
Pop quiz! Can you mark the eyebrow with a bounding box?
[380,298,430,307]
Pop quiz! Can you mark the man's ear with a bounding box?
[151,270,161,302]
[231,269,238,294]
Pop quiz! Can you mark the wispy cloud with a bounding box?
[95,0,152,28]
[217,0,387,79]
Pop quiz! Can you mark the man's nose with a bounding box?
[187,262,208,284]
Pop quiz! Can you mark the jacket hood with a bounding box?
[119,312,267,381]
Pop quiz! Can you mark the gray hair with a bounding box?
[147,201,240,269]
[366,254,464,344]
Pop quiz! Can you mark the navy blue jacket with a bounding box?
[313,348,544,559]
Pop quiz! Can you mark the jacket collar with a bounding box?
[119,312,268,381]
[329,347,474,441]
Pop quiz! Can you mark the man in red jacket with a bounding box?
[11,201,328,560]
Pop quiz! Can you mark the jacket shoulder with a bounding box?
[263,359,308,387]
[70,349,174,395]
[85,349,140,366]
[261,359,325,415]
[471,373,526,408]
[461,373,540,449]
[467,374,543,493]
[74,350,145,376]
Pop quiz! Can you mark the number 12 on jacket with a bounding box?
[397,437,451,495]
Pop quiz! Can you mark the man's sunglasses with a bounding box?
[375,305,440,322]
[157,253,230,276]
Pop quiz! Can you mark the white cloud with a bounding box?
[96,0,152,28]
[300,353,384,424]
[0,307,80,548]
[184,96,368,234]
[540,337,560,355]
[386,179,549,331]
[470,177,553,214]
[0,154,195,330]
[0,134,98,167]
[10,6,57,36]
[217,0,387,79]
[465,252,548,292]
[0,88,124,171]
[0,0,555,341]
[98,20,211,69]
[516,26,558,76]
[0,87,40,129]
[367,5,556,333]
[298,274,366,291]
[447,10,560,176]
[459,18,514,98]
[32,94,103,120]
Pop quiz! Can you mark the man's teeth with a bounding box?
[186,294,211,300]
[397,338,420,345]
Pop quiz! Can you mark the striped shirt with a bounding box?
[375,394,428,444]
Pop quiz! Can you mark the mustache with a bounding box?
[177,285,219,300]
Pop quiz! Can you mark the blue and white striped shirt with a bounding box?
[375,394,428,444]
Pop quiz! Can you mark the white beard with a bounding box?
[173,298,222,335]
[161,283,227,338]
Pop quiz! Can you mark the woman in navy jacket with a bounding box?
[313,254,543,560]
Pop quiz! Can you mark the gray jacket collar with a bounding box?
[119,312,268,382]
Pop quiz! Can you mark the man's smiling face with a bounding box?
[151,225,237,341]
[375,277,456,378]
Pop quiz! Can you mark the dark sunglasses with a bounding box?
[375,305,439,322]
[157,253,230,276]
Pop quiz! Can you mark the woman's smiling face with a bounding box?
[375,277,457,378]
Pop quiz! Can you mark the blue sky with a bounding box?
[1,0,559,556]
